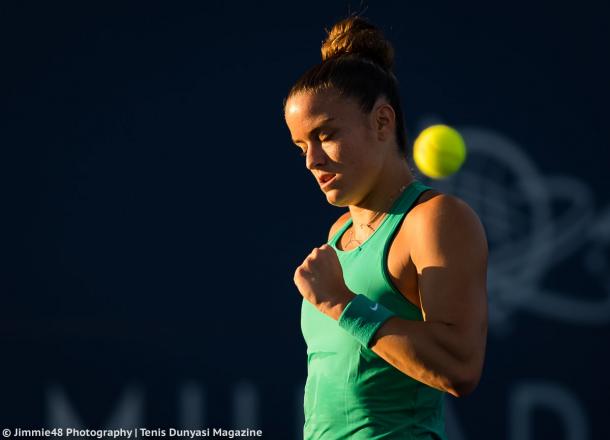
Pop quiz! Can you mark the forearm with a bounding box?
[330,288,485,397]
[368,316,480,398]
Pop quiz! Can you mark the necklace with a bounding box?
[344,183,408,249]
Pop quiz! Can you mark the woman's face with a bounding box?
[284,89,389,207]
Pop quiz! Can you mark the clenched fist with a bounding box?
[294,244,356,320]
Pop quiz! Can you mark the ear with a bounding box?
[372,100,396,141]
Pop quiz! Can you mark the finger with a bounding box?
[298,260,313,272]
[294,266,307,281]
[320,244,334,252]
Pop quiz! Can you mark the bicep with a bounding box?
[410,196,488,339]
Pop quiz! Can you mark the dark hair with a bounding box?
[283,15,408,157]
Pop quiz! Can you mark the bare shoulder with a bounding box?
[409,192,482,226]
[327,211,352,242]
[405,192,488,261]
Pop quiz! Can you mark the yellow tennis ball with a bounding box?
[413,124,467,179]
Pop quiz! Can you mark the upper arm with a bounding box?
[328,211,351,242]
[409,194,488,361]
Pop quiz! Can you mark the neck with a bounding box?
[348,157,414,228]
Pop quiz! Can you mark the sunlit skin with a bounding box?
[284,89,489,397]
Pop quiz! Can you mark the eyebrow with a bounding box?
[291,117,335,144]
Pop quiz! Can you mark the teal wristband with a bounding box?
[338,294,396,348]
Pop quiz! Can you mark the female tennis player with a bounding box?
[283,15,488,439]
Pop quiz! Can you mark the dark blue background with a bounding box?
[1,1,608,438]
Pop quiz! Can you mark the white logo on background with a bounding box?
[416,119,610,334]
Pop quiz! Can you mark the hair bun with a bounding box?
[321,16,394,71]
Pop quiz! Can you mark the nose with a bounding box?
[305,143,326,171]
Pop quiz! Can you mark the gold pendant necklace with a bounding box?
[344,183,408,249]
[344,210,385,248]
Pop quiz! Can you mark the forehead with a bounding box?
[284,90,360,125]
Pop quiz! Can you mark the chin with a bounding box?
[324,190,351,207]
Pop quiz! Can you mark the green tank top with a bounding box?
[300,180,447,440]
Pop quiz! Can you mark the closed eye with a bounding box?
[319,132,333,142]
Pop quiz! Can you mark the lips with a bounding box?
[320,173,336,183]
[318,173,337,188]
